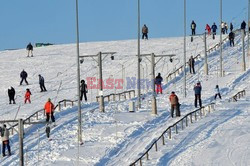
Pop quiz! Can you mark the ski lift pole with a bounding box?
[204,32,208,75]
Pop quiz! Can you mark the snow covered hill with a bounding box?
[0,32,249,166]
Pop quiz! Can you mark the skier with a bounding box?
[24,88,32,104]
[230,22,233,32]
[80,80,88,102]
[26,42,33,57]
[8,87,16,104]
[194,82,202,108]
[169,91,180,118]
[205,24,211,35]
[214,85,222,100]
[221,22,225,34]
[44,98,55,123]
[191,20,196,35]
[229,31,235,47]
[155,73,163,94]
[188,56,195,74]
[225,22,228,34]
[1,124,11,157]
[211,22,218,39]
[142,24,148,40]
[39,74,47,92]
[241,20,246,35]
[20,69,29,85]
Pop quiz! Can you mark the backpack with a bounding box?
[1,127,5,137]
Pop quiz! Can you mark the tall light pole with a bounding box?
[248,0,250,57]
[220,0,223,77]
[137,0,141,109]
[183,0,187,97]
[75,0,83,145]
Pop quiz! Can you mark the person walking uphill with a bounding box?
[80,80,88,102]
[211,22,218,39]
[241,20,246,35]
[20,69,29,85]
[189,56,195,74]
[169,92,180,118]
[44,98,55,123]
[39,74,47,92]
[205,24,211,35]
[8,87,16,104]
[142,24,148,40]
[191,20,196,35]
[26,42,33,57]
[194,82,202,108]
[1,124,11,157]
[24,88,32,104]
[155,73,163,94]
[229,31,235,47]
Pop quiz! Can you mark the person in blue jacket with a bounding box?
[193,81,202,108]
[211,23,218,39]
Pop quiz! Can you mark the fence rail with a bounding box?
[166,29,241,83]
[129,103,215,166]
[96,90,135,102]
[228,90,246,102]
[8,99,77,135]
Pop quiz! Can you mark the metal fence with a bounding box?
[228,90,246,102]
[130,103,215,166]
[7,99,77,135]
[96,90,135,102]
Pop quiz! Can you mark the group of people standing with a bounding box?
[8,70,47,105]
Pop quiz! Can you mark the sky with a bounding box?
[0,0,247,51]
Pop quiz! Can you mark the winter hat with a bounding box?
[171,91,175,94]
[48,98,51,101]
[8,86,12,90]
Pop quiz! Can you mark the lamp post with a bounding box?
[183,0,187,97]
[219,0,223,77]
[75,0,83,145]
[137,0,141,110]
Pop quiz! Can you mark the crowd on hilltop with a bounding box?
[142,20,247,42]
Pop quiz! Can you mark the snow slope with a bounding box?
[0,32,249,166]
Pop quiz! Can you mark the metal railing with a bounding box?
[166,29,241,83]
[130,103,215,166]
[8,99,77,135]
[228,90,246,102]
[96,90,135,102]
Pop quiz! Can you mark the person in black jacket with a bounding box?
[230,22,233,32]
[155,73,163,94]
[20,69,29,85]
[26,42,33,57]
[241,21,246,35]
[39,74,47,92]
[188,56,195,74]
[211,23,218,39]
[229,31,235,47]
[80,80,88,102]
[8,87,16,104]
[191,20,196,35]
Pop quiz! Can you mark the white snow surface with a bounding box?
[0,33,250,166]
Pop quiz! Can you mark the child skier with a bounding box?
[24,88,32,103]
[214,85,222,99]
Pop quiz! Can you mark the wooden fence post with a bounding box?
[181,119,184,130]
[36,112,39,120]
[175,124,178,134]
[64,100,66,107]
[190,114,193,123]
[71,101,74,106]
[146,152,149,160]
[186,116,188,127]
[58,103,61,111]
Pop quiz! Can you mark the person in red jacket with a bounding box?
[205,24,211,35]
[169,91,180,118]
[44,98,55,123]
[24,89,32,104]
